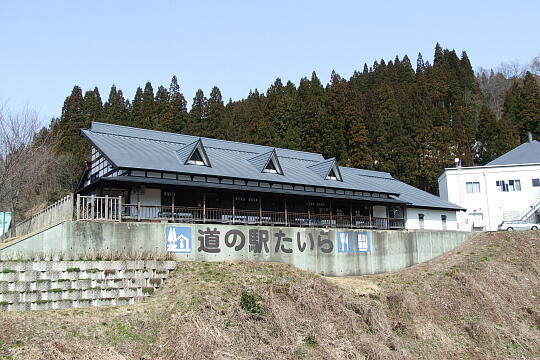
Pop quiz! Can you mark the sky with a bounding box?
[1,0,539,125]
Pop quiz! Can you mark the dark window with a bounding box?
[441,215,447,230]
[187,148,205,165]
[496,179,521,192]
[533,178,540,187]
[418,214,425,229]
[327,168,338,180]
[263,159,280,174]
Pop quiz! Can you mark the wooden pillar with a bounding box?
[76,194,81,221]
[171,191,175,221]
[386,206,390,229]
[232,194,235,225]
[259,195,262,225]
[349,203,353,228]
[91,195,95,220]
[137,201,141,221]
[284,198,288,226]
[105,195,109,220]
[203,192,206,223]
[118,196,123,222]
[308,201,311,227]
[329,200,333,227]
[369,205,372,228]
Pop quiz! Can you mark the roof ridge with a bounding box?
[90,121,324,159]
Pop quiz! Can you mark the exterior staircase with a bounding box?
[519,198,540,223]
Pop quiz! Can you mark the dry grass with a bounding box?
[1,231,540,359]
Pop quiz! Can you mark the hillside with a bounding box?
[1,230,539,359]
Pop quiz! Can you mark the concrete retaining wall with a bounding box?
[0,260,176,311]
[0,221,474,276]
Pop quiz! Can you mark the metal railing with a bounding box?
[77,195,122,221]
[75,195,405,230]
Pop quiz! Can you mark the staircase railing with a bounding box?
[519,198,540,222]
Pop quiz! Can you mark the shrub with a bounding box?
[66,268,80,273]
[304,334,317,346]
[240,290,266,319]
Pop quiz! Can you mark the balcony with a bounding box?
[76,195,405,230]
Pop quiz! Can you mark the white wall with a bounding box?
[438,164,540,231]
[127,187,162,218]
[406,207,458,231]
[372,205,387,218]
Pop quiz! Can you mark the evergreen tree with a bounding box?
[131,87,144,128]
[244,89,276,146]
[519,72,540,140]
[475,105,500,164]
[82,87,103,127]
[155,85,173,132]
[186,89,208,136]
[140,82,156,129]
[206,86,225,138]
[167,75,188,133]
[103,85,130,125]
[297,72,328,153]
[58,86,87,188]
[265,78,301,149]
[326,71,352,161]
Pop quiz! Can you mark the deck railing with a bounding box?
[75,195,405,230]
[14,194,75,237]
[77,195,122,221]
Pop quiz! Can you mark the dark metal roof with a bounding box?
[93,176,409,205]
[82,122,463,211]
[487,140,540,166]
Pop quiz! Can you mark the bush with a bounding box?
[240,290,266,319]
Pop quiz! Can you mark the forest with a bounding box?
[2,44,539,220]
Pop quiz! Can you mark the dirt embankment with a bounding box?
[1,231,539,359]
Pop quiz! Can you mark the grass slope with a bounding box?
[1,231,539,359]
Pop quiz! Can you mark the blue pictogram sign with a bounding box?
[166,226,192,253]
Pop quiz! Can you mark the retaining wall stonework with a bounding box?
[0,221,474,276]
[0,260,176,312]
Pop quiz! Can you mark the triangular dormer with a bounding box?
[327,167,339,180]
[175,139,211,167]
[248,149,283,175]
[307,158,343,181]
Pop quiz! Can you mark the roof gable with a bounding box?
[487,140,540,166]
[175,139,211,167]
[248,149,283,174]
[308,158,343,181]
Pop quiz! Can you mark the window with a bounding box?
[466,182,480,193]
[469,212,483,222]
[418,214,425,230]
[181,139,211,167]
[187,148,205,166]
[533,178,540,187]
[263,159,278,174]
[508,179,521,191]
[326,168,338,180]
[441,215,447,230]
[496,180,521,192]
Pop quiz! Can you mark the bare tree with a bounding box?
[0,104,56,236]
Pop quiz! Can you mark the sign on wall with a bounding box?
[0,212,11,236]
[337,231,371,253]
[165,225,371,255]
[166,226,192,253]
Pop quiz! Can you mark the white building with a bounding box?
[438,138,540,231]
